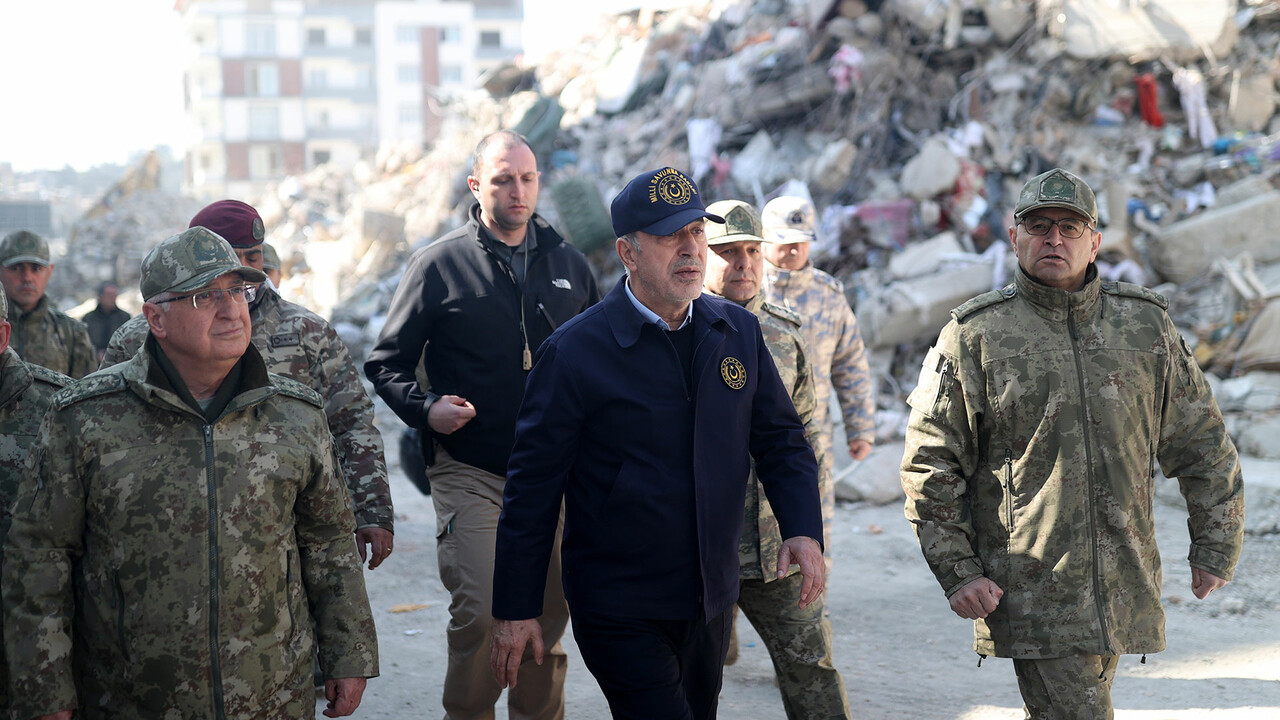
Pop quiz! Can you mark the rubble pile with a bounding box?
[240,0,1280,507]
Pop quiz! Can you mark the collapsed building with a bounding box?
[58,0,1280,531]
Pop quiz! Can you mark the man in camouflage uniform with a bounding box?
[900,168,1245,718]
[703,200,851,720]
[102,200,394,568]
[0,230,95,378]
[0,283,70,718]
[3,227,379,720]
[761,197,875,559]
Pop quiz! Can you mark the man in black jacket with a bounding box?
[365,130,600,720]
[82,282,131,362]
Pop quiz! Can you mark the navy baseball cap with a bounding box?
[610,167,725,238]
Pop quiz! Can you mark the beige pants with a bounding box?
[431,446,569,720]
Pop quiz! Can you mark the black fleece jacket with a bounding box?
[365,206,600,476]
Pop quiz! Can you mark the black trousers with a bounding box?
[571,605,733,720]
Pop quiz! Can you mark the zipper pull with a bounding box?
[523,343,532,371]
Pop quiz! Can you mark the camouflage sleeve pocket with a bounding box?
[906,346,954,419]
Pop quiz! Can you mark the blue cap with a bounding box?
[610,167,725,238]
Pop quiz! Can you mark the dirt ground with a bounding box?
[333,400,1280,719]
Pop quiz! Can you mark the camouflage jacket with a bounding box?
[102,286,393,532]
[900,266,1245,659]
[763,263,875,447]
[738,294,830,581]
[0,348,68,713]
[2,343,378,720]
[8,295,95,379]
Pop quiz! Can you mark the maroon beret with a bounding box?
[189,199,265,249]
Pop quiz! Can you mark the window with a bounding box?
[249,145,280,179]
[440,26,460,43]
[201,152,213,171]
[314,110,330,130]
[397,26,417,44]
[441,65,463,84]
[308,68,329,90]
[245,63,280,97]
[307,28,326,46]
[480,30,501,48]
[355,27,372,45]
[399,103,422,124]
[246,22,276,55]
[398,64,420,84]
[248,106,279,138]
[354,66,373,87]
[313,150,332,165]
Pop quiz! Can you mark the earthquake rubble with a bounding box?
[45,0,1280,531]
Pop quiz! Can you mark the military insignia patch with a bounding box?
[252,216,266,241]
[649,167,695,206]
[270,332,301,348]
[720,357,747,390]
[1039,172,1076,202]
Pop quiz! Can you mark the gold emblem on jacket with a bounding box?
[721,357,747,390]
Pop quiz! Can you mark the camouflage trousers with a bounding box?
[1012,654,1119,720]
[737,573,851,720]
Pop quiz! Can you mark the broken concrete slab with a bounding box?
[887,231,965,280]
[1230,72,1278,133]
[859,258,996,348]
[834,441,906,505]
[900,137,961,200]
[1055,0,1238,61]
[1149,191,1280,283]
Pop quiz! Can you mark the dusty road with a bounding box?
[334,403,1280,719]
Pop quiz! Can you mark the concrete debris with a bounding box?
[43,0,1280,481]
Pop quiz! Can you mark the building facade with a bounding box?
[177,0,523,201]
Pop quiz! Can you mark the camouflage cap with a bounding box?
[1014,168,1098,226]
[262,242,281,270]
[760,196,816,244]
[0,282,8,319]
[705,200,765,245]
[0,230,51,267]
[140,227,268,301]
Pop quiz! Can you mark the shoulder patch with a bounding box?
[52,373,126,410]
[27,363,71,389]
[1100,281,1169,310]
[952,286,1016,321]
[269,331,302,348]
[268,373,324,409]
[762,301,802,328]
[812,269,845,293]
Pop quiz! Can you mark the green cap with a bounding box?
[0,230,51,267]
[140,227,267,301]
[704,200,765,245]
[1014,168,1098,226]
[262,242,281,271]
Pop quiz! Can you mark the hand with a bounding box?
[949,577,1004,619]
[777,536,825,609]
[427,395,477,435]
[848,439,873,461]
[34,713,73,720]
[322,677,367,717]
[491,618,544,689]
[1191,566,1228,599]
[356,528,394,570]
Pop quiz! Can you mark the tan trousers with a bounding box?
[1013,654,1119,720]
[431,446,569,720]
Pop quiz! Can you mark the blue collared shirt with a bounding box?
[623,275,693,331]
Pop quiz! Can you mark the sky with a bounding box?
[0,0,655,173]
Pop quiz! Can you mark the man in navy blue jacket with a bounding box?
[490,167,825,720]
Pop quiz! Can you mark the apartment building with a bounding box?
[176,0,523,200]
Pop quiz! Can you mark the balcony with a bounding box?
[303,85,378,103]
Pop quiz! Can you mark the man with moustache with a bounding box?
[102,200,395,572]
[3,227,378,720]
[900,168,1244,717]
[490,168,824,720]
[0,230,94,378]
[701,200,851,719]
[366,130,599,720]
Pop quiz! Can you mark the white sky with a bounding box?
[0,0,650,173]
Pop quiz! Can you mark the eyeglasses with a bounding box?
[1017,215,1092,239]
[152,284,257,310]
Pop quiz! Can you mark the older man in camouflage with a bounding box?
[900,168,1244,718]
[0,230,95,378]
[0,283,70,718]
[760,197,875,561]
[703,200,851,720]
[103,200,394,568]
[3,227,379,720]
